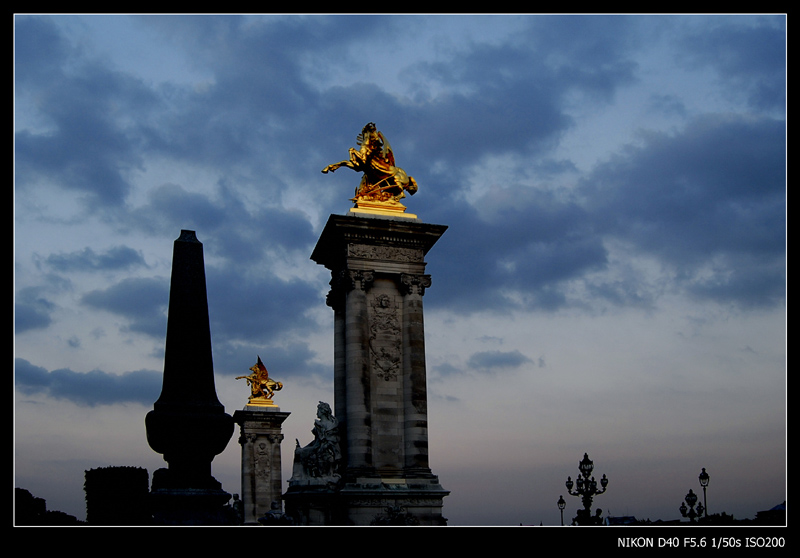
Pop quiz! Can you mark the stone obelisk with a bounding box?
[145,230,235,525]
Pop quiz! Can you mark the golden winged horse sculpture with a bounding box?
[322,122,418,214]
[236,356,283,405]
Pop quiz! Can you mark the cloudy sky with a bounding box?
[14,14,785,526]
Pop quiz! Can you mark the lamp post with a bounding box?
[565,453,608,525]
[698,468,710,517]
[680,488,704,523]
[557,495,566,526]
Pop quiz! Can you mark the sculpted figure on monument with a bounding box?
[257,501,294,526]
[322,122,418,208]
[236,356,283,403]
[290,402,342,483]
[370,505,421,526]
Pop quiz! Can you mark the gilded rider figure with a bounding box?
[236,356,282,403]
[322,122,418,211]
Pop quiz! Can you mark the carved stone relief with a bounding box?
[348,243,423,263]
[400,273,431,296]
[255,440,271,479]
[369,293,402,381]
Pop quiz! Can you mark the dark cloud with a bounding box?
[422,112,785,315]
[44,246,147,273]
[401,49,572,160]
[129,184,229,237]
[387,19,643,168]
[74,259,320,347]
[524,15,645,68]
[125,14,645,197]
[14,16,74,85]
[212,340,329,381]
[205,265,321,346]
[647,94,687,118]
[15,358,161,407]
[14,17,157,210]
[14,287,56,333]
[67,233,321,358]
[14,15,784,323]
[13,15,639,222]
[580,114,785,308]
[686,254,785,308]
[81,277,169,338]
[677,17,786,111]
[584,277,656,310]
[131,15,400,180]
[126,182,317,256]
[516,15,644,105]
[424,191,607,314]
[467,350,532,371]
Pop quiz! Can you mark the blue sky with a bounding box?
[14,14,785,526]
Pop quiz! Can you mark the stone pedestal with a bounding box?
[148,485,235,526]
[233,406,290,525]
[308,212,449,525]
[282,485,344,526]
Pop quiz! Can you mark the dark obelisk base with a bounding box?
[148,484,236,526]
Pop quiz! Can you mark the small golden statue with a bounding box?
[236,356,283,406]
[322,122,418,216]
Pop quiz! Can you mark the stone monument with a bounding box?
[232,356,290,525]
[285,123,449,525]
[145,230,236,525]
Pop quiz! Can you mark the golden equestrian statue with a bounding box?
[322,122,418,215]
[236,356,283,406]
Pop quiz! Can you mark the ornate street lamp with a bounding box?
[565,453,608,525]
[698,468,710,517]
[557,495,566,526]
[680,488,704,523]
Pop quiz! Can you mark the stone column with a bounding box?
[233,408,290,525]
[310,213,449,525]
[327,274,348,464]
[343,270,374,473]
[400,273,432,473]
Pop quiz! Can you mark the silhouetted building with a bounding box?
[755,502,786,525]
[84,466,151,525]
[604,515,638,525]
[15,487,84,525]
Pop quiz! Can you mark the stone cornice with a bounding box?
[311,214,447,271]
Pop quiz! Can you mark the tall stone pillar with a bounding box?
[310,212,449,525]
[233,407,290,524]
